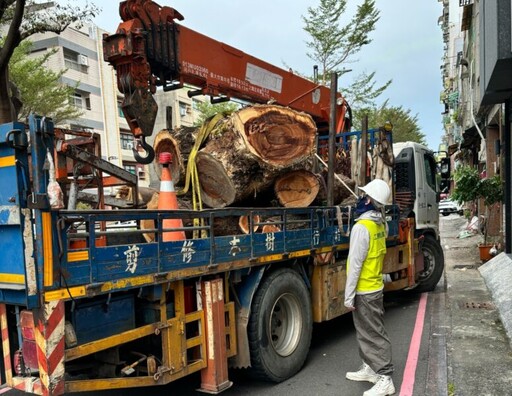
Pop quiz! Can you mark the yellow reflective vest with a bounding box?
[353,219,387,293]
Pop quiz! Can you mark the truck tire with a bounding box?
[416,234,444,292]
[248,267,313,382]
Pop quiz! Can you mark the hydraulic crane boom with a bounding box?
[103,0,350,164]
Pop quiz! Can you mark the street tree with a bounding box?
[355,102,426,144]
[0,0,98,123]
[9,40,83,124]
[342,70,391,109]
[302,0,391,108]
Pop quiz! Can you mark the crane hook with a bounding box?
[133,136,155,164]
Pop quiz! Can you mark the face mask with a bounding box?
[355,195,376,215]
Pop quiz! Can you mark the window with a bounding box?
[137,167,146,180]
[192,99,201,111]
[424,153,437,191]
[71,91,91,110]
[179,102,188,117]
[166,106,173,129]
[120,132,134,150]
[117,100,125,118]
[71,92,83,108]
[63,48,89,73]
[123,163,136,175]
[122,163,145,179]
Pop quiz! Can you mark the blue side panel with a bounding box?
[93,244,159,282]
[54,205,404,293]
[214,235,252,262]
[0,122,29,299]
[63,261,91,286]
[160,238,211,270]
[72,294,135,345]
[0,289,28,305]
[252,232,285,256]
[286,230,313,251]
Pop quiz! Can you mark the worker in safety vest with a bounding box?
[344,178,395,396]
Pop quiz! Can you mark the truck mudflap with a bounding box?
[230,266,266,369]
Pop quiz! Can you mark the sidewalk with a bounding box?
[440,214,512,396]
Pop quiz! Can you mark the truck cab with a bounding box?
[394,141,440,237]
[394,141,444,291]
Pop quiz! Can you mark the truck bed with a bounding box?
[39,206,400,301]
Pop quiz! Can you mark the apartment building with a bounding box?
[439,0,512,248]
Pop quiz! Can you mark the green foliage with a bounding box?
[354,103,426,144]
[76,201,92,210]
[343,71,392,109]
[0,1,100,40]
[8,40,83,124]
[452,166,503,207]
[302,0,390,110]
[451,166,480,204]
[303,0,380,84]
[448,383,455,396]
[0,1,98,123]
[478,175,503,207]
[193,100,240,126]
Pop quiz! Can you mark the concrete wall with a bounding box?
[479,0,512,105]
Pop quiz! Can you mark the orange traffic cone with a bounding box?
[158,152,185,241]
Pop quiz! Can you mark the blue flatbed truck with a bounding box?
[0,1,444,394]
[0,116,444,395]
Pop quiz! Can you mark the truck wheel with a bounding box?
[416,234,444,292]
[248,267,313,382]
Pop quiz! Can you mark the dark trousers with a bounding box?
[353,290,394,376]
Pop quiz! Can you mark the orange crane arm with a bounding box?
[103,0,350,163]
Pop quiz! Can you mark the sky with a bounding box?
[60,0,445,150]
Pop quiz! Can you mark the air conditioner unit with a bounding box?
[126,142,133,150]
[78,55,89,66]
[137,169,146,179]
[186,106,192,114]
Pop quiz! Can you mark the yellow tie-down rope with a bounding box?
[177,112,227,238]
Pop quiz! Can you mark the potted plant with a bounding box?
[451,166,503,261]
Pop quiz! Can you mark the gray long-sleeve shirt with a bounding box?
[344,210,385,309]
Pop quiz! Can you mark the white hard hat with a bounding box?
[359,178,391,206]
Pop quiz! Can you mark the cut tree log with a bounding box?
[274,170,320,207]
[152,127,197,184]
[239,214,261,234]
[261,224,281,233]
[196,105,317,208]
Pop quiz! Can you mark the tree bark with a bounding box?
[0,66,14,123]
[196,105,317,208]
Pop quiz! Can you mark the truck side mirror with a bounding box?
[440,157,450,179]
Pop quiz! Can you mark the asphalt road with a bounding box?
[74,289,436,396]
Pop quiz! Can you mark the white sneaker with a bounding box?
[363,375,395,396]
[346,362,379,384]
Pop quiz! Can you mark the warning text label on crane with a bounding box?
[245,63,283,94]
